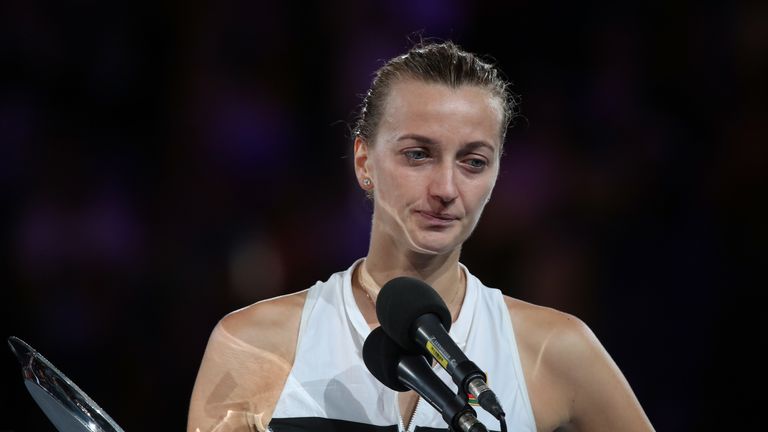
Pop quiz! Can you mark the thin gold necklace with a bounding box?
[357,260,465,320]
[358,260,379,307]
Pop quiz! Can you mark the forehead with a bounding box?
[377,79,504,148]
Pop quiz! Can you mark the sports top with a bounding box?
[268,260,536,432]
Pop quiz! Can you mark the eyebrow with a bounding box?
[397,133,497,153]
[397,134,438,145]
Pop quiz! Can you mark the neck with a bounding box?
[361,230,465,314]
[365,249,461,292]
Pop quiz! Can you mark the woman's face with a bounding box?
[355,79,503,256]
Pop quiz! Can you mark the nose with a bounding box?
[429,162,459,205]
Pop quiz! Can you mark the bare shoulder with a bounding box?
[503,296,654,431]
[502,296,598,397]
[503,296,597,368]
[188,291,308,432]
[219,290,308,363]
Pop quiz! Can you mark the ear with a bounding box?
[354,136,373,190]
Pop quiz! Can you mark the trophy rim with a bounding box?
[7,336,126,432]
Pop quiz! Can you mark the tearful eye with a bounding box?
[404,150,429,161]
[466,158,487,169]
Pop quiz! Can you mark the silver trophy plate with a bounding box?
[8,336,125,432]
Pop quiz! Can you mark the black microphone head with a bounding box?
[362,327,409,392]
[376,276,452,352]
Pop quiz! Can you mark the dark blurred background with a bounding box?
[1,0,766,430]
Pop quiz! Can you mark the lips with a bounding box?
[416,210,459,225]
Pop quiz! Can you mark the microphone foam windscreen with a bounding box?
[375,276,451,352]
[362,327,409,392]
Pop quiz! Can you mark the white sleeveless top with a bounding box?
[269,260,536,432]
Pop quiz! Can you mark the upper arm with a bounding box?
[552,317,654,432]
[506,297,653,431]
[187,293,305,432]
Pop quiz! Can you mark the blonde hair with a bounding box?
[354,41,516,144]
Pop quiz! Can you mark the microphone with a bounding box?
[363,327,488,432]
[376,277,505,420]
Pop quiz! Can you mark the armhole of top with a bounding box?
[294,282,322,355]
[270,283,323,420]
[497,292,537,428]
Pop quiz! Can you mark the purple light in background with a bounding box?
[327,188,373,261]
[16,187,145,275]
[336,37,402,113]
[331,1,469,115]
[386,0,468,35]
[495,141,563,229]
[203,91,293,180]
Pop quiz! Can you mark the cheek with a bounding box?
[375,175,415,207]
[372,160,419,202]
[466,180,496,212]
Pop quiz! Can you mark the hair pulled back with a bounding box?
[354,41,516,145]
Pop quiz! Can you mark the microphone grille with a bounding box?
[375,276,451,352]
[362,327,409,392]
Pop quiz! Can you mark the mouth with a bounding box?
[416,210,459,226]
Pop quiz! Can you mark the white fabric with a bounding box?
[271,259,536,431]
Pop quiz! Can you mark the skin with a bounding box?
[187,80,655,432]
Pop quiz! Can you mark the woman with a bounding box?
[188,42,654,432]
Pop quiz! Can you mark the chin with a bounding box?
[408,232,463,256]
